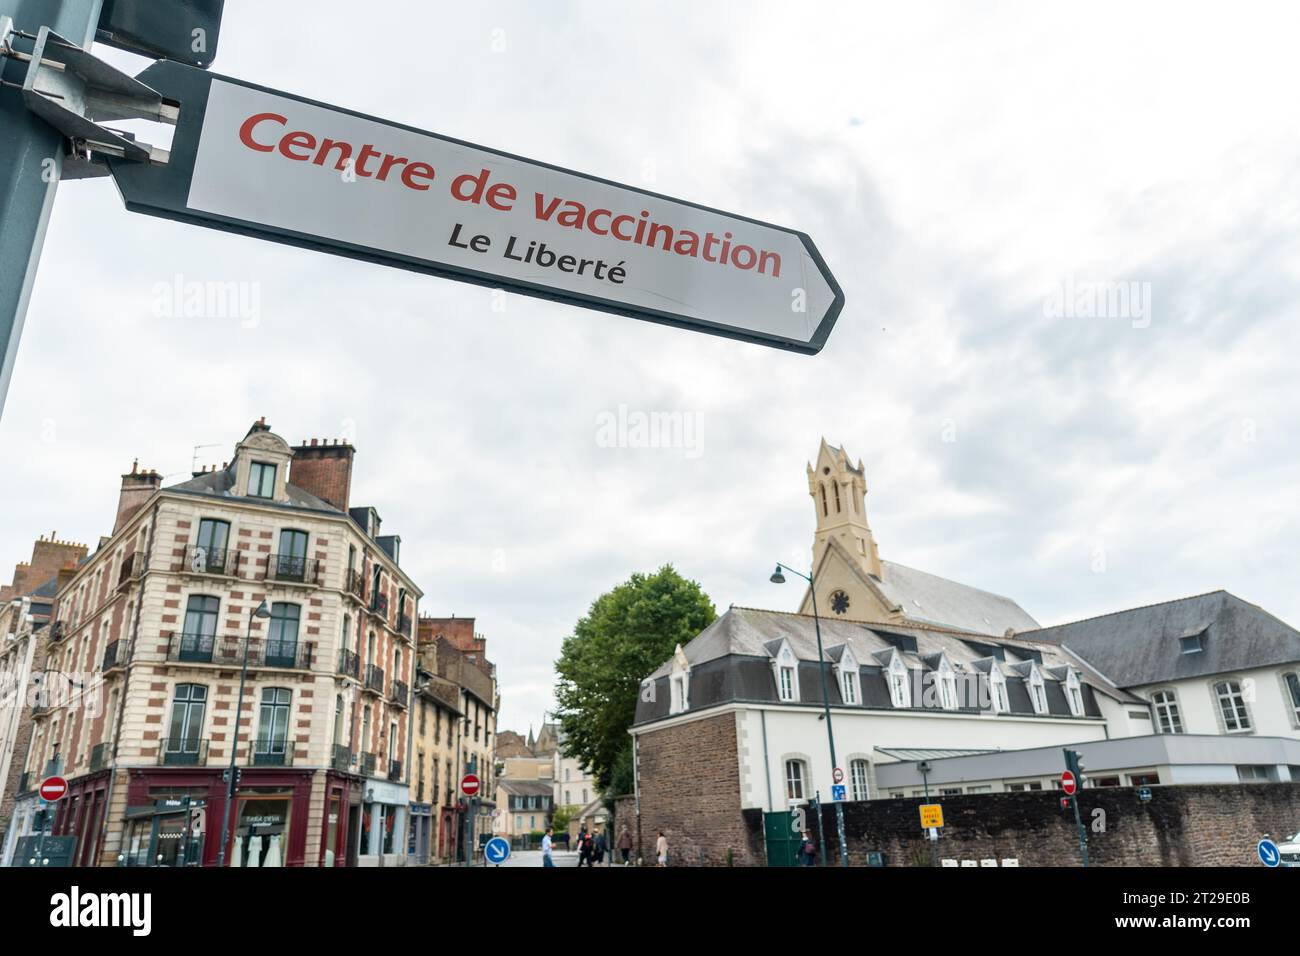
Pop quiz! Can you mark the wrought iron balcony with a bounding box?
[166,632,312,669]
[388,759,403,781]
[118,551,147,586]
[330,744,353,772]
[167,631,216,664]
[251,738,294,766]
[266,553,321,585]
[101,639,122,672]
[369,591,389,619]
[336,648,360,679]
[359,751,377,777]
[89,741,108,772]
[364,664,386,694]
[182,545,241,577]
[346,568,367,602]
[390,678,409,709]
[159,737,209,766]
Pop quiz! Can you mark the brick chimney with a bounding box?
[114,461,163,534]
[288,438,355,511]
[0,533,89,602]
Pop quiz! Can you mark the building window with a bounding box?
[1236,765,1275,783]
[850,759,869,801]
[784,759,807,802]
[819,483,828,516]
[276,529,309,578]
[1180,633,1204,654]
[249,461,276,498]
[779,665,796,702]
[1028,670,1047,715]
[1128,772,1160,787]
[333,696,344,745]
[989,672,1009,713]
[937,665,957,710]
[266,603,300,665]
[1283,672,1300,727]
[1214,680,1252,732]
[939,787,962,796]
[256,688,291,762]
[166,684,207,758]
[833,481,841,513]
[194,518,230,570]
[1152,689,1183,734]
[888,658,910,708]
[182,594,219,649]
[842,669,857,704]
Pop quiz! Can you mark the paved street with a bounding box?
[490,849,630,868]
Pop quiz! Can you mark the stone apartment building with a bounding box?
[413,616,497,862]
[0,534,87,865]
[13,419,422,867]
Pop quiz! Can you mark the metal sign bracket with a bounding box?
[1,21,177,168]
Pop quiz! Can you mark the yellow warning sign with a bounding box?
[919,804,944,829]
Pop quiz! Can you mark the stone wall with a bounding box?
[787,784,1300,867]
[635,712,763,866]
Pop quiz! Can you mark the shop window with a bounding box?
[234,795,292,867]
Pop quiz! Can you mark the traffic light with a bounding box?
[1063,748,1086,785]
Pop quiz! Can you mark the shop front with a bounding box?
[356,777,409,867]
[319,770,361,867]
[407,801,433,864]
[121,767,314,866]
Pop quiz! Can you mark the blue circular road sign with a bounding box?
[485,836,510,865]
[1257,839,1279,867]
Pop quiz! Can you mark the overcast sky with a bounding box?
[2,1,1298,734]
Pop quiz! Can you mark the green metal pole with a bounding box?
[806,570,849,867]
[0,0,105,418]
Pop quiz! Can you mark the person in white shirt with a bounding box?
[542,827,555,868]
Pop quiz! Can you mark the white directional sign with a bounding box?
[110,62,844,353]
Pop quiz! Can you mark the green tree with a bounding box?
[554,565,716,792]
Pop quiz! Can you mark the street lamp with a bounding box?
[215,599,271,868]
[769,563,849,867]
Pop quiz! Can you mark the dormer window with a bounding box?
[887,655,911,708]
[935,657,958,710]
[842,670,857,704]
[1064,670,1084,717]
[670,673,688,714]
[249,461,276,498]
[833,647,859,705]
[771,643,800,703]
[1028,666,1047,715]
[1179,633,1204,654]
[668,644,691,716]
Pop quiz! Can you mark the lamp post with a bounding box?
[215,599,271,868]
[769,563,849,867]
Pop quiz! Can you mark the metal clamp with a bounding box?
[1,20,177,175]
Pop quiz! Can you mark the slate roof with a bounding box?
[167,467,339,513]
[1019,590,1300,688]
[497,779,555,798]
[874,559,1040,635]
[635,606,1124,726]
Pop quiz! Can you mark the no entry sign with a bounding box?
[461,774,480,797]
[39,776,68,802]
[1060,770,1077,795]
[109,62,843,354]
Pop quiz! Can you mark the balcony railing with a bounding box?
[397,614,413,638]
[388,759,403,781]
[166,632,313,670]
[159,737,209,766]
[182,545,241,577]
[330,744,353,772]
[118,551,147,586]
[266,553,321,585]
[251,738,294,766]
[390,679,409,709]
[369,592,389,619]
[102,639,122,671]
[364,664,386,695]
[336,648,360,679]
[89,741,108,772]
[346,568,366,602]
[359,752,377,777]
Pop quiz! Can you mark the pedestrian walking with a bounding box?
[542,827,555,868]
[594,828,607,866]
[799,830,816,867]
[655,830,668,867]
[576,825,593,867]
[617,825,633,865]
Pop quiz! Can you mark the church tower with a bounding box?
[808,438,882,579]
